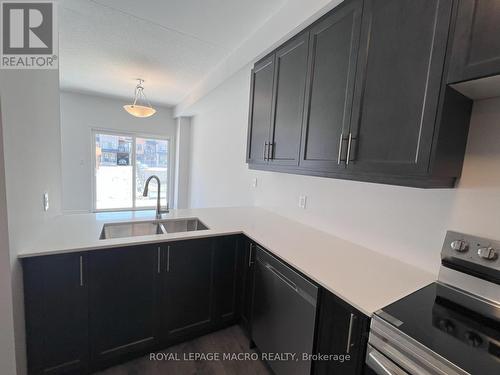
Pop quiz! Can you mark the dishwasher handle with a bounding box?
[265,262,298,292]
[259,259,317,307]
[366,346,409,375]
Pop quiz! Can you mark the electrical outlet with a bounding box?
[252,178,258,188]
[43,192,49,211]
[298,195,307,209]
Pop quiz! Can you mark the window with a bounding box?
[94,131,170,211]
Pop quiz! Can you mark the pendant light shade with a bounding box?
[123,79,156,118]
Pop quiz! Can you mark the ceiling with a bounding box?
[57,0,288,107]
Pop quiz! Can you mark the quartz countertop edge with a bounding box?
[17,207,436,316]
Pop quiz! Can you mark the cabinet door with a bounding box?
[240,239,256,333]
[24,253,89,375]
[448,0,500,83]
[348,0,453,176]
[247,55,275,165]
[163,239,214,340]
[269,32,309,166]
[300,0,362,172]
[88,245,160,369]
[213,236,240,324]
[314,290,369,375]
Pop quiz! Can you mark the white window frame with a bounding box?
[91,128,173,212]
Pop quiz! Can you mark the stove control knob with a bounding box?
[477,247,497,260]
[450,240,469,252]
[464,331,483,347]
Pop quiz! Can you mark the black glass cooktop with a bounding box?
[378,283,500,375]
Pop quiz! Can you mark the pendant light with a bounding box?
[123,79,157,118]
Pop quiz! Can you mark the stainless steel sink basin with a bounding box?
[100,218,208,239]
[160,218,208,233]
[100,221,166,240]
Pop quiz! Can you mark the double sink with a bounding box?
[100,218,208,240]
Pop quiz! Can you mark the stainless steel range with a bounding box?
[365,231,500,375]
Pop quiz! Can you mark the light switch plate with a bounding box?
[298,195,307,209]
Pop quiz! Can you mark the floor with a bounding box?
[94,325,272,375]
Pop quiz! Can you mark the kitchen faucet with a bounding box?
[143,175,169,219]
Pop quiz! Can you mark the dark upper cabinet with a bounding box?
[162,239,214,340]
[23,253,89,375]
[269,32,310,166]
[247,55,275,165]
[314,289,370,375]
[88,245,160,370]
[448,0,500,83]
[348,0,454,177]
[247,0,473,188]
[300,0,362,172]
[213,235,240,324]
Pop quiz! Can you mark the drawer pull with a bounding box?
[79,256,84,287]
[167,245,171,272]
[337,132,344,164]
[157,247,161,274]
[346,313,355,353]
[346,133,353,166]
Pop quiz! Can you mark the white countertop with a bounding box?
[18,207,435,316]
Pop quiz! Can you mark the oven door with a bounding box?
[365,345,409,375]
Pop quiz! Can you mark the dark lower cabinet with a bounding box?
[314,289,370,375]
[240,238,256,334]
[23,253,89,375]
[88,245,160,370]
[213,235,241,324]
[23,236,373,375]
[23,237,241,374]
[448,0,500,83]
[162,238,214,340]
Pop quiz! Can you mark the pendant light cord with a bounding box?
[132,79,153,108]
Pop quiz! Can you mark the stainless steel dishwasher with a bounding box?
[252,246,318,375]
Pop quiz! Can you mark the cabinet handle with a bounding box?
[346,133,353,166]
[337,132,344,165]
[157,247,161,274]
[79,255,84,287]
[346,313,355,354]
[167,245,170,272]
[264,142,269,161]
[248,243,254,267]
[269,142,275,160]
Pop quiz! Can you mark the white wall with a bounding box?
[60,91,177,213]
[0,103,17,375]
[187,67,255,208]
[187,65,500,275]
[0,69,63,375]
[174,117,191,209]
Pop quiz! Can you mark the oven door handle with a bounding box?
[366,346,409,375]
